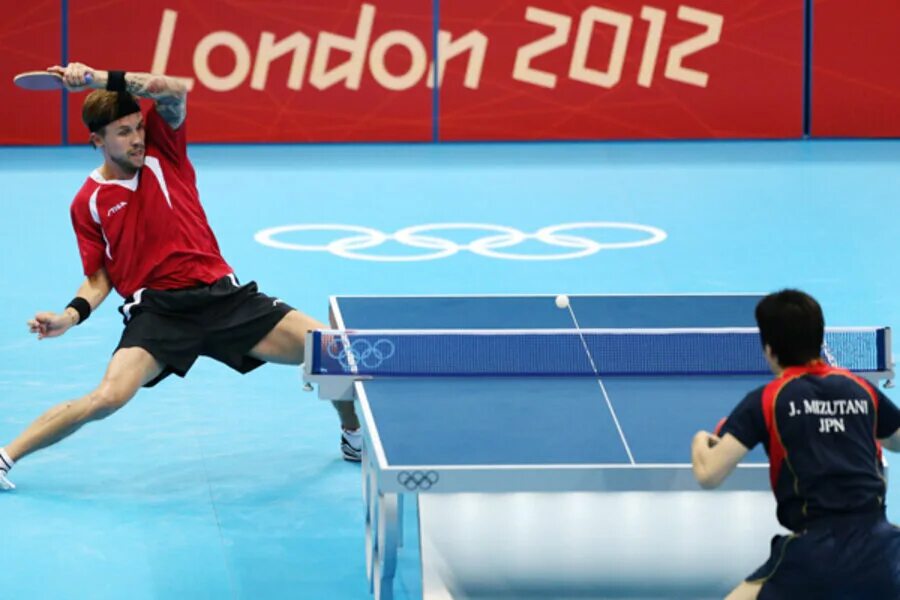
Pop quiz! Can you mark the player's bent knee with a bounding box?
[86,384,136,420]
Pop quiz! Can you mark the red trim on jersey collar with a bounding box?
[781,360,844,378]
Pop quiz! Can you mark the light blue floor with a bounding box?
[0,140,898,598]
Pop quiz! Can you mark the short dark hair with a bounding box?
[754,289,824,367]
[82,90,140,146]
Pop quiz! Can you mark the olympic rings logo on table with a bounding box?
[254,222,667,262]
[327,338,396,369]
[397,470,440,491]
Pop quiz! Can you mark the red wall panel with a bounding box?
[0,1,63,145]
[811,0,900,137]
[66,0,433,143]
[16,1,895,143]
[439,0,804,140]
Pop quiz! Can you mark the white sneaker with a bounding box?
[0,472,15,491]
[341,429,362,462]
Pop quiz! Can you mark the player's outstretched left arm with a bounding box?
[27,268,112,340]
[47,63,188,130]
[691,431,749,489]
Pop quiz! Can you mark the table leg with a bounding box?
[397,495,404,548]
[373,492,400,600]
[363,445,376,591]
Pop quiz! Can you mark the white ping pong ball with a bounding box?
[555,295,570,309]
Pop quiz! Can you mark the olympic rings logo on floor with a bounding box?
[254,222,667,262]
[327,338,396,369]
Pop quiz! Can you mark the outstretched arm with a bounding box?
[28,268,113,340]
[48,63,188,129]
[691,431,749,489]
[877,392,900,452]
[880,428,900,452]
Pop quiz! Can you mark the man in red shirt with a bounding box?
[0,63,361,490]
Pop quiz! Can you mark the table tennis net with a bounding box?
[308,328,891,377]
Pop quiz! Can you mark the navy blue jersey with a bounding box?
[722,361,900,532]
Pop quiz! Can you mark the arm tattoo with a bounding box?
[155,96,187,130]
[124,73,188,130]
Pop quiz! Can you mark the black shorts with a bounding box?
[748,512,900,599]
[116,275,294,387]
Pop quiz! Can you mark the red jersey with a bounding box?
[70,105,232,299]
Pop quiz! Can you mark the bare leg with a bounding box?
[726,581,762,600]
[249,310,360,430]
[5,347,163,462]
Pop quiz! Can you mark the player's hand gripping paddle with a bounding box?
[13,71,93,91]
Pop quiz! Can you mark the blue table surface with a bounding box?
[360,375,770,467]
[337,295,771,468]
[331,294,763,330]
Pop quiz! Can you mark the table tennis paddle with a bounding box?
[13,71,92,91]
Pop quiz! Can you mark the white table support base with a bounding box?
[363,471,785,599]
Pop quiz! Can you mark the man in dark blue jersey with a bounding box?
[691,289,900,600]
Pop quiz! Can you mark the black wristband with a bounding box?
[66,297,91,325]
[106,70,127,93]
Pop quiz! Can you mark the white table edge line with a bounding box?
[330,293,769,299]
[377,463,770,471]
[354,381,390,470]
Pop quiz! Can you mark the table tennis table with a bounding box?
[304,295,893,599]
